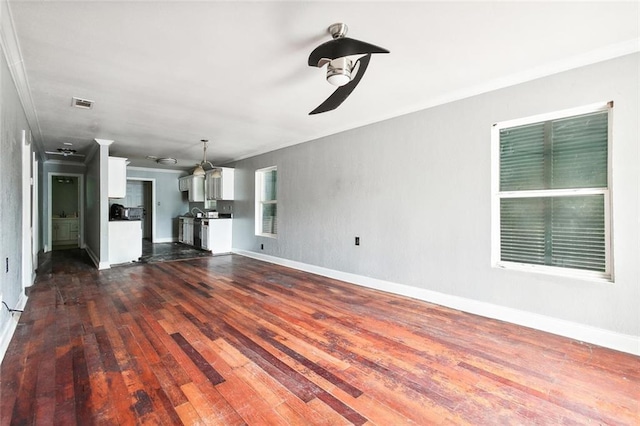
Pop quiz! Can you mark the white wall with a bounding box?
[233,54,639,351]
[0,18,31,359]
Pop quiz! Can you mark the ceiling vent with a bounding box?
[71,97,94,109]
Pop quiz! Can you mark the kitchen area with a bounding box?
[108,157,235,265]
[108,156,144,265]
[177,166,234,255]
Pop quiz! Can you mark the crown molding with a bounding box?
[0,0,45,161]
[127,166,186,174]
[372,38,640,132]
[233,39,640,164]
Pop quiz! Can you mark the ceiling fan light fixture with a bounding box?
[192,165,206,176]
[192,139,213,176]
[326,57,352,87]
[58,148,77,156]
[156,157,177,165]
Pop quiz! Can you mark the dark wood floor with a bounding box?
[2,250,638,425]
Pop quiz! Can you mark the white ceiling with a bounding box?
[6,1,639,170]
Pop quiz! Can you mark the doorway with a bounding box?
[124,178,156,242]
[50,175,81,250]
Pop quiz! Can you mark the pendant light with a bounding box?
[193,139,213,176]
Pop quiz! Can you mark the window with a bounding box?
[256,166,277,237]
[491,102,612,281]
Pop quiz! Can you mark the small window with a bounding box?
[255,166,277,237]
[491,102,612,281]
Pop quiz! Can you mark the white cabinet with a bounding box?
[201,221,209,249]
[54,221,69,241]
[53,218,78,244]
[202,219,232,254]
[108,156,127,198]
[178,176,190,192]
[205,168,234,200]
[179,217,194,245]
[178,175,205,202]
[109,221,142,264]
[179,217,231,254]
[190,176,205,202]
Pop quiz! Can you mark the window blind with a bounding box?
[550,195,605,271]
[498,110,608,273]
[262,169,277,201]
[501,196,606,272]
[500,111,608,191]
[257,167,278,236]
[551,112,608,189]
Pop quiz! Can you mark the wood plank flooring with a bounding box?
[2,250,639,425]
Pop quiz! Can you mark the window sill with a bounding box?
[257,233,278,239]
[494,261,613,283]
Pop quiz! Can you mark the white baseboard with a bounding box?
[15,292,28,311]
[233,249,639,356]
[0,315,18,365]
[0,292,28,364]
[85,245,110,270]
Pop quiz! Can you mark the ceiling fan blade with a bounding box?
[308,38,388,67]
[309,54,371,115]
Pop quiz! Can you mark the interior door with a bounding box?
[143,181,152,239]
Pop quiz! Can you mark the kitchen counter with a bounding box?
[178,216,232,254]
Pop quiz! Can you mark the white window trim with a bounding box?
[491,101,613,282]
[255,166,278,238]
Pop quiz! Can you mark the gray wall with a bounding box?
[83,144,104,263]
[233,53,639,338]
[0,38,31,347]
[125,167,189,241]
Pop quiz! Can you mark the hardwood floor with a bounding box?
[2,251,638,425]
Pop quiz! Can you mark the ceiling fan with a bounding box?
[308,23,389,115]
[45,148,85,158]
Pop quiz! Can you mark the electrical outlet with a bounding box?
[355,237,360,246]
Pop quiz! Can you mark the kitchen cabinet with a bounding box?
[202,219,232,254]
[179,217,194,245]
[178,176,190,192]
[52,218,78,244]
[205,167,234,200]
[109,156,127,198]
[178,175,205,202]
[109,221,142,264]
[178,217,231,254]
